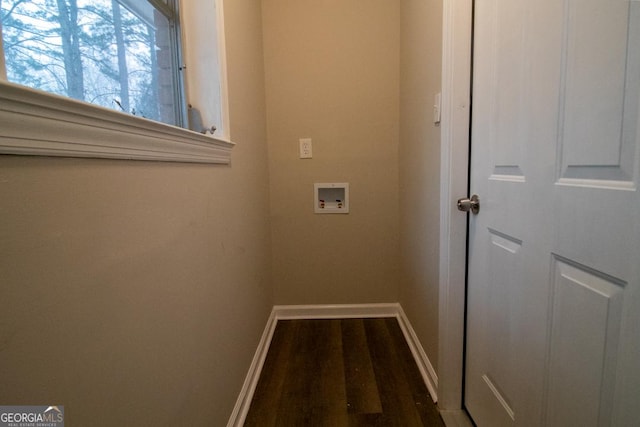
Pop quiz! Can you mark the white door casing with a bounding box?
[438,0,473,415]
[465,0,640,426]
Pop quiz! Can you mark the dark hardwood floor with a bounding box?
[244,318,445,426]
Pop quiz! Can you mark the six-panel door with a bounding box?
[465,1,640,425]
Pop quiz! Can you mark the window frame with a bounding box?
[0,0,233,164]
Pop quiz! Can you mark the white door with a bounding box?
[464,0,640,426]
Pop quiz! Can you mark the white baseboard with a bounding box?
[396,305,439,403]
[227,303,440,426]
[226,308,278,427]
[273,303,401,320]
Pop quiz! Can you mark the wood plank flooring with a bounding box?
[244,318,445,426]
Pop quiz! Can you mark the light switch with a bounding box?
[433,92,441,124]
[299,138,312,159]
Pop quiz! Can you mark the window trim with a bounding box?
[0,80,234,164]
[214,0,230,140]
[179,0,230,140]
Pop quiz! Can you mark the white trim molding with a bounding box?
[439,0,473,414]
[227,303,442,426]
[0,81,235,164]
[227,309,278,427]
[396,305,439,402]
[215,0,231,141]
[273,303,400,320]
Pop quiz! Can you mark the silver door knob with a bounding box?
[457,194,480,214]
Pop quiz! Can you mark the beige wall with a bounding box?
[399,0,443,372]
[263,0,401,304]
[0,0,447,422]
[0,0,271,425]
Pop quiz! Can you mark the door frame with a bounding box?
[438,0,473,420]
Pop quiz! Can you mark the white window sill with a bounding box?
[0,81,234,164]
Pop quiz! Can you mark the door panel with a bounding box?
[560,0,638,182]
[491,0,528,175]
[546,257,625,426]
[465,0,640,426]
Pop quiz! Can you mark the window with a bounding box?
[1,0,184,126]
[0,0,232,163]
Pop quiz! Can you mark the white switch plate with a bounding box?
[299,138,312,159]
[433,92,441,124]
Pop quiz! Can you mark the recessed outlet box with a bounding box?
[314,183,349,214]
